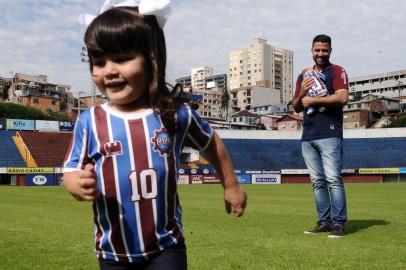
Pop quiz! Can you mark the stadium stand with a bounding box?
[17,131,72,167]
[218,129,406,171]
[0,130,26,167]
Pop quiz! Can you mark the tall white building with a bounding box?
[228,38,293,105]
[191,66,214,90]
[176,67,228,119]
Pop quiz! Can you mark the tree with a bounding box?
[384,114,406,128]
[221,89,230,120]
[0,102,72,121]
[45,108,71,122]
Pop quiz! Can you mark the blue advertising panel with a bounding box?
[236,174,251,184]
[0,118,6,130]
[25,174,56,186]
[400,168,406,174]
[7,119,35,130]
[59,121,75,132]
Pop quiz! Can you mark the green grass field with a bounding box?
[0,184,405,270]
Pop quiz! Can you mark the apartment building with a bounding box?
[191,66,214,90]
[175,76,192,89]
[176,68,228,119]
[4,73,73,113]
[228,38,293,104]
[349,69,405,111]
[250,103,288,116]
[229,85,280,112]
[192,87,224,118]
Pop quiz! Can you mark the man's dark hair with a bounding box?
[312,34,331,46]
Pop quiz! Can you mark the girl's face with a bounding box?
[91,52,150,112]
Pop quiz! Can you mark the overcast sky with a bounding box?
[1,0,405,96]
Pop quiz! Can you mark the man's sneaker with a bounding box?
[328,226,345,238]
[304,224,332,234]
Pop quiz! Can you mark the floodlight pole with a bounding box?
[80,46,96,106]
[76,91,85,116]
[397,81,403,112]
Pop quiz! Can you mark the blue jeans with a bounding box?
[302,137,347,228]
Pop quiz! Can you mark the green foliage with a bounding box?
[44,108,71,122]
[0,102,71,122]
[385,114,406,128]
[0,184,405,270]
[0,102,44,120]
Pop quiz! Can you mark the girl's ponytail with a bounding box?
[158,83,199,135]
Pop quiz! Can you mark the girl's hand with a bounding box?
[77,163,99,201]
[224,185,247,217]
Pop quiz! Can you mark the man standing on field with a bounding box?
[292,34,349,238]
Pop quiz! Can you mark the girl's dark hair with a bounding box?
[84,6,186,134]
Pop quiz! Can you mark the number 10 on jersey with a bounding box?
[129,169,158,201]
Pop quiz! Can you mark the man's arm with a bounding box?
[301,88,349,108]
[292,77,314,113]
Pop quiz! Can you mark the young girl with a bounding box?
[63,1,247,269]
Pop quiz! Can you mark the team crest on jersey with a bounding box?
[151,128,172,156]
[104,141,123,156]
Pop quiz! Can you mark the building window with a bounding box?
[33,98,39,104]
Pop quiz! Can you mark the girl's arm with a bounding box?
[201,131,247,217]
[63,163,99,201]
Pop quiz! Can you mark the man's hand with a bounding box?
[301,96,314,108]
[300,77,314,97]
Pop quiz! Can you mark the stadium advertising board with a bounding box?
[0,168,6,173]
[0,118,6,130]
[6,167,54,174]
[54,167,64,173]
[358,168,400,174]
[180,168,216,175]
[245,170,280,174]
[400,168,406,174]
[178,175,189,184]
[59,121,75,131]
[252,174,281,184]
[35,120,59,131]
[236,174,251,184]
[6,119,35,130]
[191,175,203,184]
[26,174,56,186]
[281,169,309,174]
[202,175,221,184]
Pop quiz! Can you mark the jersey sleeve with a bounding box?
[294,73,304,98]
[332,66,349,91]
[177,104,213,151]
[63,111,91,172]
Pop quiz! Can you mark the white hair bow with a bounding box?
[78,0,171,29]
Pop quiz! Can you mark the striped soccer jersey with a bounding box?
[64,103,213,262]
